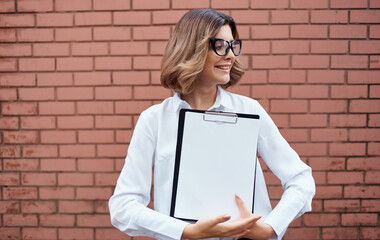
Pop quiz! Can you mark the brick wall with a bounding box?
[0,0,379,239]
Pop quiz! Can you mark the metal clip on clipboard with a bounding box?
[203,111,238,124]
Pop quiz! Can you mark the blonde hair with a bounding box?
[160,9,245,95]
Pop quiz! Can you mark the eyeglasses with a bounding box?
[209,38,242,56]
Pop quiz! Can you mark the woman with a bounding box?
[109,9,315,240]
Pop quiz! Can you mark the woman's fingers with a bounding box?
[235,194,251,217]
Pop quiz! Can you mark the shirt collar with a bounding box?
[172,86,234,112]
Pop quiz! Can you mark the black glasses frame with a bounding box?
[209,38,242,56]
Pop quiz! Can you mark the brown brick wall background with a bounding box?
[0,0,379,239]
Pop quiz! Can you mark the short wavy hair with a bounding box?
[160,9,245,95]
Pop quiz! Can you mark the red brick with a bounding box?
[324,200,360,212]
[95,173,119,186]
[40,214,75,227]
[97,144,127,157]
[0,0,15,12]
[345,186,380,198]
[58,173,93,186]
[351,10,380,23]
[330,25,367,39]
[111,42,148,56]
[311,100,347,113]
[360,228,380,240]
[0,88,17,101]
[0,14,34,27]
[370,25,380,38]
[350,129,380,141]
[134,56,162,70]
[330,143,366,156]
[362,199,380,212]
[342,213,378,226]
[0,201,19,214]
[17,28,53,42]
[59,228,94,240]
[331,0,368,8]
[0,73,35,87]
[0,44,32,57]
[33,43,70,57]
[133,26,170,40]
[19,58,55,72]
[153,10,188,24]
[311,128,347,142]
[94,27,131,41]
[327,171,363,184]
[229,10,269,24]
[251,85,289,99]
[370,85,380,98]
[95,57,131,70]
[292,0,328,8]
[56,27,92,41]
[331,85,367,99]
[72,42,108,56]
[0,117,18,130]
[19,88,55,101]
[0,173,19,186]
[291,25,327,39]
[55,0,92,11]
[268,70,305,83]
[95,86,132,100]
[347,157,380,171]
[77,187,113,200]
[22,228,57,240]
[95,201,110,213]
[57,116,94,129]
[4,159,39,171]
[240,70,267,84]
[292,55,329,69]
[77,101,113,115]
[95,228,131,240]
[351,40,380,54]
[369,142,380,155]
[0,58,17,71]
[311,10,348,23]
[3,187,38,200]
[113,71,149,85]
[39,102,75,115]
[370,55,380,69]
[311,40,348,54]
[75,12,111,26]
[20,116,55,129]
[291,85,328,99]
[37,13,73,27]
[330,114,366,127]
[292,143,327,156]
[94,0,130,10]
[230,85,250,97]
[60,145,96,158]
[78,159,114,172]
[3,214,37,226]
[366,171,380,184]
[57,57,93,71]
[40,130,76,144]
[322,228,358,240]
[272,40,308,54]
[350,100,380,113]
[0,229,20,239]
[21,201,56,213]
[114,11,150,25]
[0,146,21,158]
[77,214,112,227]
[300,112,330,130]
[371,0,380,7]
[285,228,320,240]
[251,25,288,39]
[23,145,58,158]
[132,0,169,9]
[39,187,75,200]
[252,56,289,69]
[172,0,210,8]
[309,157,345,170]
[41,159,76,171]
[37,72,73,86]
[3,131,39,144]
[17,0,53,12]
[369,114,380,127]
[134,86,172,100]
[304,214,339,226]
[78,130,114,143]
[314,186,342,199]
[0,29,16,42]
[57,87,93,100]
[272,10,308,23]
[271,100,308,113]
[250,0,288,8]
[211,0,249,9]
[59,201,93,214]
[2,102,37,115]
[74,72,111,86]
[150,41,168,55]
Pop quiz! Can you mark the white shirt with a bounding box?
[109,86,315,240]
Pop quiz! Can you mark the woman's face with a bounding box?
[197,25,236,88]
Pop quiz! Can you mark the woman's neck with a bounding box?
[181,85,218,110]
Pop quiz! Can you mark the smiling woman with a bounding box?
[109,9,315,240]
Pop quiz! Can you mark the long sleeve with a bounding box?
[256,103,316,239]
[108,109,188,240]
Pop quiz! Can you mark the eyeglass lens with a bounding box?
[213,39,241,56]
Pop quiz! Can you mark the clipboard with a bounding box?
[170,109,260,222]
